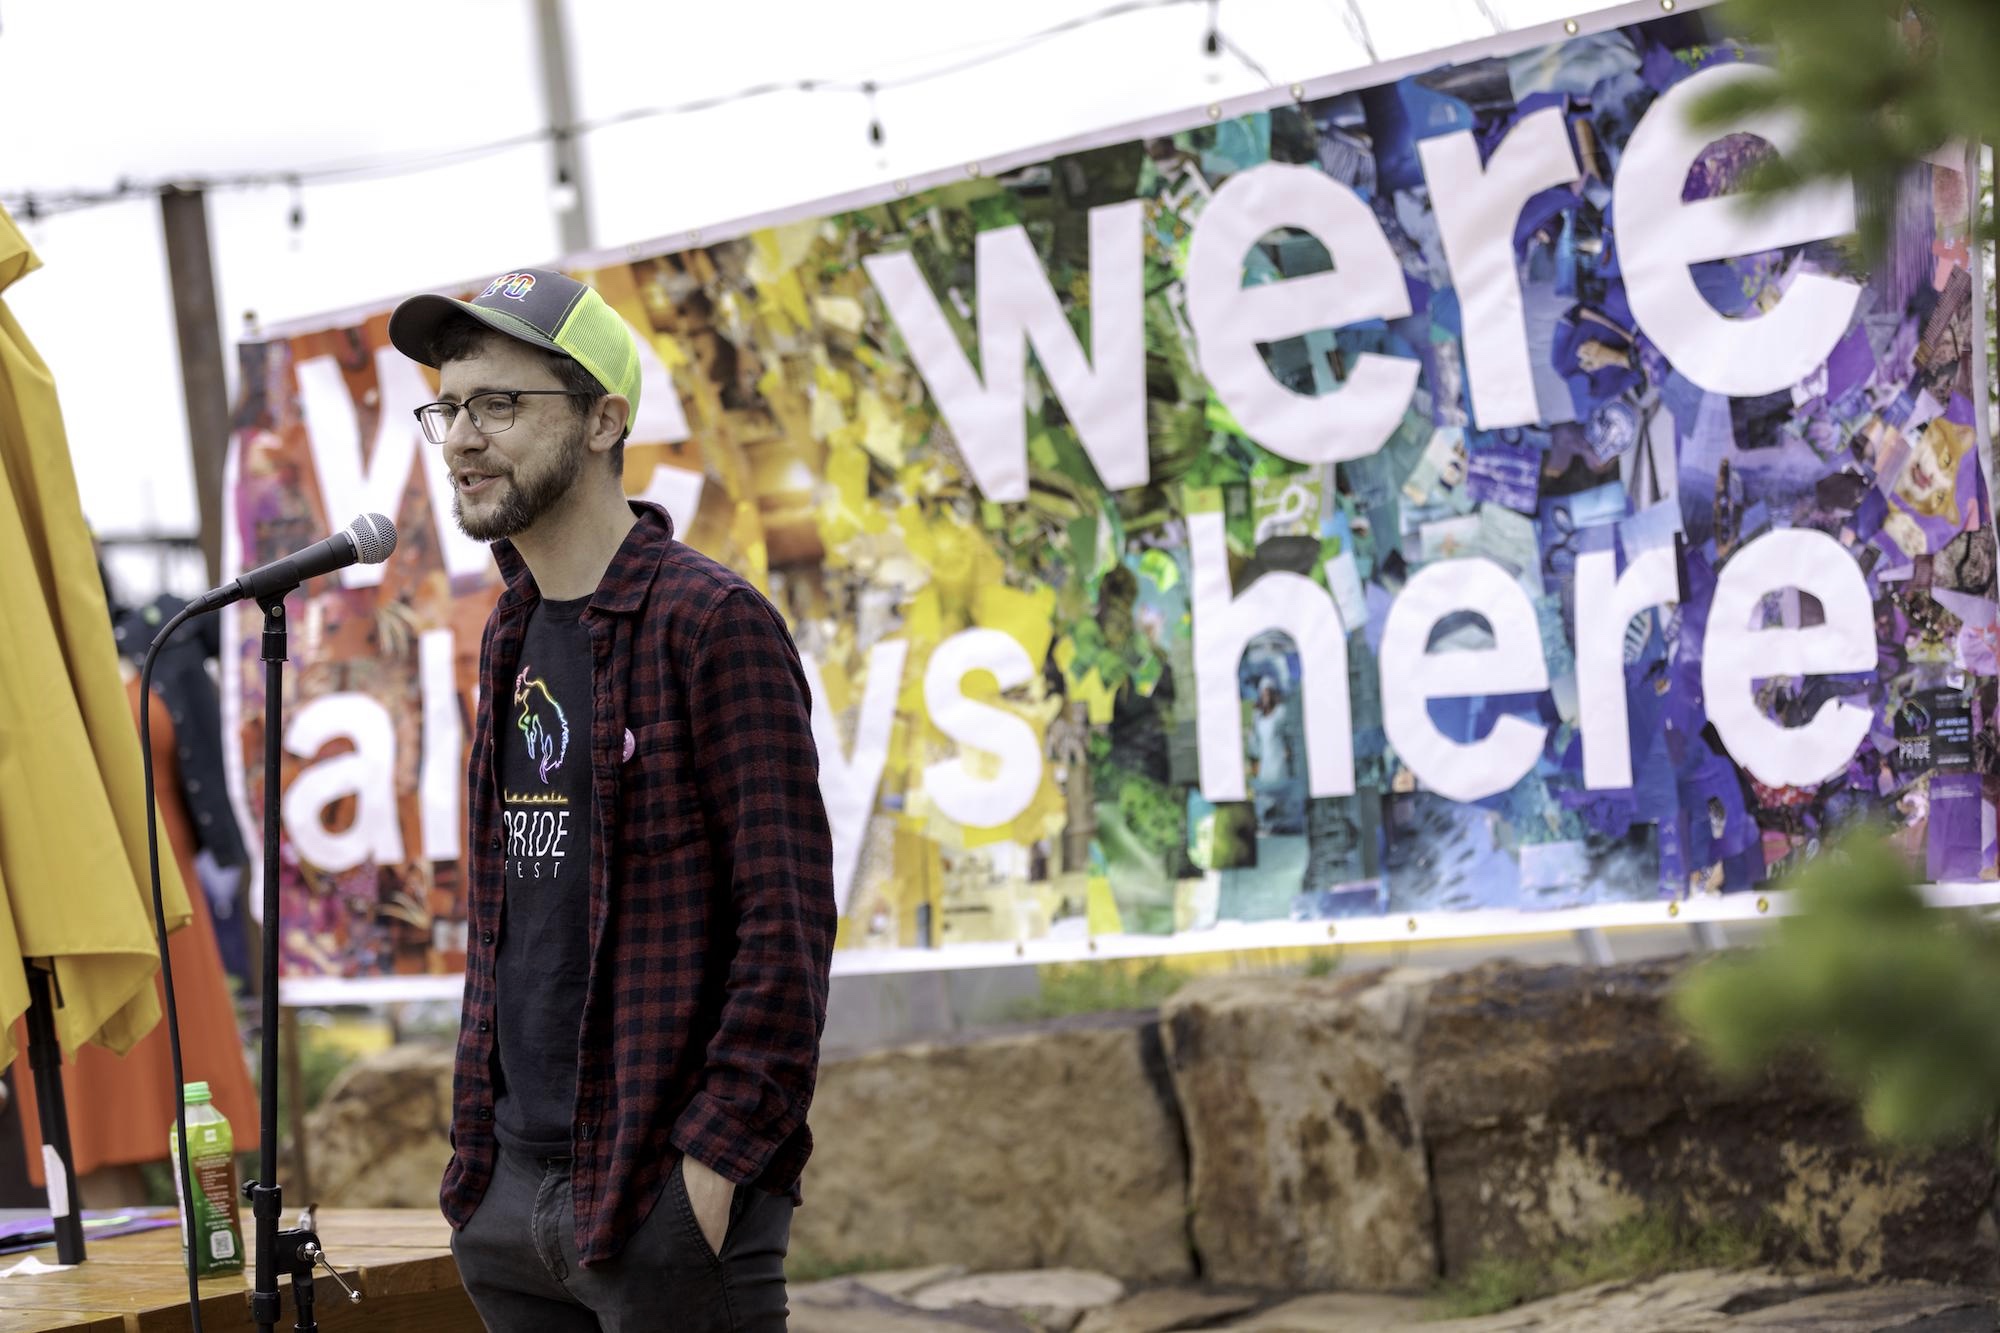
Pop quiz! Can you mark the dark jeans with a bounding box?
[451,1147,793,1331]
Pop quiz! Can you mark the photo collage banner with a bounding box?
[225,6,2000,982]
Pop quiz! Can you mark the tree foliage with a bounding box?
[1673,831,2000,1154]
[1693,0,2000,253]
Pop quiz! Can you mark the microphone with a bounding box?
[188,513,398,615]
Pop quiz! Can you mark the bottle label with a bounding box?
[170,1115,244,1276]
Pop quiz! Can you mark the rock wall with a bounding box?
[305,959,2000,1291]
[1160,969,1436,1291]
[793,1011,1194,1283]
[304,1039,455,1209]
[1414,960,2000,1287]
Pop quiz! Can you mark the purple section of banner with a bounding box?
[1928,773,1984,882]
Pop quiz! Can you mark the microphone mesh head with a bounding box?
[347,513,399,565]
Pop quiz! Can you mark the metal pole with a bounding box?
[251,599,286,1332]
[24,965,82,1264]
[1687,921,1729,953]
[159,187,230,587]
[1572,927,1614,967]
[281,1007,312,1204]
[534,0,594,257]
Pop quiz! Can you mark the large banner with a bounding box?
[225,1,2000,989]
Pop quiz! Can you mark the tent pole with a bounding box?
[24,962,83,1264]
[159,186,230,588]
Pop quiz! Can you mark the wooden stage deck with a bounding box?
[0,1209,479,1331]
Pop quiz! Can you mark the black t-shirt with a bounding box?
[493,594,595,1157]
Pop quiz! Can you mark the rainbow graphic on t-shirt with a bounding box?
[513,667,570,784]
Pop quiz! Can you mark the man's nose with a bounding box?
[444,409,486,446]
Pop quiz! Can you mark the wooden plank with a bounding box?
[349,1252,462,1300]
[0,1271,240,1314]
[309,1213,454,1249]
[0,1210,471,1332]
[0,1311,124,1333]
[127,1283,481,1333]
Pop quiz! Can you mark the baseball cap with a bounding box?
[388,267,640,418]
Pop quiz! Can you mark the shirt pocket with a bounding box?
[624,720,705,854]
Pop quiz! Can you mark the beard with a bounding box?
[452,417,589,541]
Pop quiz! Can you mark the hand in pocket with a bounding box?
[681,1155,736,1257]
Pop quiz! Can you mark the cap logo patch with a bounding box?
[479,272,536,302]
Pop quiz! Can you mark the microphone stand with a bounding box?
[143,594,359,1333]
[242,594,360,1333]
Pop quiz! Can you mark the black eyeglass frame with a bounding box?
[412,389,598,445]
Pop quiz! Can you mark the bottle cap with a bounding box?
[183,1081,212,1103]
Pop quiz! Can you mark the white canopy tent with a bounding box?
[0,0,1639,578]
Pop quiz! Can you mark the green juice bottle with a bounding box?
[168,1082,244,1275]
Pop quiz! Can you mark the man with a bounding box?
[388,268,836,1332]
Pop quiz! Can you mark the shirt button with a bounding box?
[578,1122,592,1141]
[478,1019,490,1033]
[482,930,495,946]
[478,1108,491,1121]
[491,835,502,851]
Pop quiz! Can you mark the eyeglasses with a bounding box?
[412,389,596,446]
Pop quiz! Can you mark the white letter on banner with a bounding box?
[622,312,706,532]
[1186,163,1419,465]
[623,315,693,445]
[862,200,1146,503]
[298,346,492,586]
[1379,559,1548,803]
[1418,108,1582,429]
[1701,529,1872,787]
[419,628,461,862]
[804,639,909,916]
[922,630,1044,828]
[1574,545,1680,789]
[637,465,705,536]
[1616,64,1859,396]
[1188,511,1354,802]
[281,692,405,873]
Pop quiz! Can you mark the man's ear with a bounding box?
[588,395,631,455]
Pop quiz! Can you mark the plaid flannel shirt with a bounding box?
[441,502,836,1266]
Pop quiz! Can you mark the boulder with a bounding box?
[796,1011,1193,1282]
[1160,969,1438,1292]
[1072,1287,1262,1333]
[1229,1269,1997,1331]
[801,1268,2000,1333]
[851,1265,969,1300]
[1414,960,2000,1287]
[791,1277,1035,1331]
[304,1040,454,1208]
[910,1269,1126,1332]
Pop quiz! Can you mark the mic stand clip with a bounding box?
[242,1193,361,1333]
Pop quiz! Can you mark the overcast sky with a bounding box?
[0,0,1630,584]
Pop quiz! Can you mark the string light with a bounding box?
[2,0,1282,221]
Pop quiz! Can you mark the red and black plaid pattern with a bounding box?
[441,503,836,1266]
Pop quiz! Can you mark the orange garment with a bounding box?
[13,678,260,1182]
